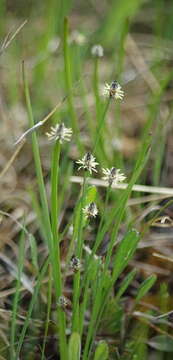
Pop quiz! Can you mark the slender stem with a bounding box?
[93,57,100,121]
[77,174,87,257]
[50,140,68,360]
[22,62,51,240]
[51,142,60,239]
[93,185,111,254]
[16,257,49,358]
[93,98,110,154]
[83,185,111,285]
[41,265,52,360]
[72,173,87,332]
[10,230,25,359]
[63,17,83,153]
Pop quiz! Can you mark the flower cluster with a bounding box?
[70,255,81,272]
[91,44,104,57]
[46,123,72,144]
[83,202,98,219]
[102,81,124,100]
[69,30,86,45]
[102,167,126,187]
[76,152,98,174]
[57,296,69,310]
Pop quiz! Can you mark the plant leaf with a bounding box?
[135,275,157,302]
[112,229,140,282]
[148,335,173,352]
[116,268,137,301]
[68,332,81,360]
[93,341,109,360]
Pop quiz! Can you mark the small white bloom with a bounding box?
[82,202,98,219]
[76,152,99,174]
[57,296,69,310]
[91,44,104,57]
[47,37,60,53]
[70,255,81,272]
[46,123,72,144]
[102,81,124,100]
[102,167,126,187]
[69,30,86,45]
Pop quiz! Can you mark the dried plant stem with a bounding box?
[70,176,173,196]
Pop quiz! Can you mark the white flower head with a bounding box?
[69,30,86,45]
[102,81,124,100]
[47,37,60,53]
[91,44,104,57]
[70,255,81,272]
[46,123,72,144]
[76,152,99,174]
[57,295,69,310]
[83,202,98,219]
[102,167,126,187]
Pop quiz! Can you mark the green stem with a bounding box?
[51,142,60,239]
[93,185,111,254]
[22,62,51,239]
[10,230,25,359]
[93,57,100,120]
[72,174,87,332]
[93,98,110,154]
[41,265,52,360]
[63,17,83,153]
[50,140,68,360]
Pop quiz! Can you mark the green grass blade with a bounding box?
[68,333,81,360]
[112,229,140,283]
[135,274,157,303]
[16,258,49,358]
[115,268,137,302]
[10,229,25,359]
[93,341,109,360]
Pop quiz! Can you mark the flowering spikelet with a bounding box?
[91,44,104,57]
[76,152,98,174]
[69,30,86,45]
[46,123,72,144]
[57,296,69,310]
[102,81,124,100]
[102,167,126,187]
[70,255,81,272]
[83,202,98,219]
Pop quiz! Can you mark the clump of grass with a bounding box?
[11,52,155,360]
[1,2,173,359]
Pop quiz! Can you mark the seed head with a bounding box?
[91,44,104,57]
[102,81,124,100]
[76,152,99,174]
[102,167,126,187]
[46,123,72,144]
[82,202,98,219]
[70,255,81,272]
